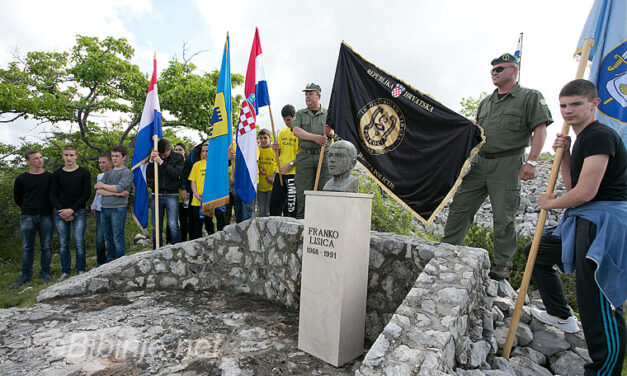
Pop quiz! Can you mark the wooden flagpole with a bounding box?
[313,130,333,191]
[313,144,326,191]
[152,51,161,250]
[502,37,594,359]
[152,136,160,249]
[267,105,284,186]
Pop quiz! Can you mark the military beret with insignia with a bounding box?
[303,82,322,93]
[491,53,519,65]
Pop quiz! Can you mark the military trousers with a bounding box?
[295,151,330,219]
[442,153,523,267]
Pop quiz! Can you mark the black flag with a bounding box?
[326,43,484,225]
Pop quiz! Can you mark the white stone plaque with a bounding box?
[298,190,373,367]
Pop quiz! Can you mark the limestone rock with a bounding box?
[529,326,570,357]
[549,351,586,376]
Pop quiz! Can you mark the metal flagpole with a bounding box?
[502,37,594,359]
[517,32,523,83]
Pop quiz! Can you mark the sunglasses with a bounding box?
[491,66,514,74]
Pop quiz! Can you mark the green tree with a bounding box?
[0,35,244,157]
[458,92,487,119]
[0,36,147,153]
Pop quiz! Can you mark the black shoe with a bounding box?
[489,265,510,280]
[11,276,31,288]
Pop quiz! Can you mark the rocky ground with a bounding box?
[456,279,591,376]
[419,160,566,237]
[0,290,360,375]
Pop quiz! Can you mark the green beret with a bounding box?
[491,53,519,65]
[303,82,322,93]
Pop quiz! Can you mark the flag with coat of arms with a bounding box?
[234,27,271,204]
[201,33,232,215]
[576,0,626,145]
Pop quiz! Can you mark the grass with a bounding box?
[0,211,149,308]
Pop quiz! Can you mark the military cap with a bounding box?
[491,53,519,65]
[303,82,322,93]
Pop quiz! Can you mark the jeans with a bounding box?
[94,211,106,266]
[101,207,127,262]
[233,190,254,223]
[20,214,53,279]
[55,209,87,274]
[151,194,181,248]
[256,191,271,217]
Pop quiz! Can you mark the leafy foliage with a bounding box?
[357,171,418,236]
[458,92,488,119]
[0,35,244,153]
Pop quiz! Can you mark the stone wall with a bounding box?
[38,217,491,373]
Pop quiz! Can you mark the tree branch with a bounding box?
[0,113,26,123]
[119,116,140,145]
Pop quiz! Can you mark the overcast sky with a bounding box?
[0,0,594,151]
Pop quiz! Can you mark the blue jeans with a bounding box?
[94,211,106,265]
[55,209,87,274]
[101,207,127,262]
[151,194,181,247]
[233,190,254,223]
[20,215,53,279]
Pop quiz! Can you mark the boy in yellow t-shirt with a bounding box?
[257,129,277,217]
[269,105,299,217]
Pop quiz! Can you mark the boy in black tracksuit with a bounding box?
[527,80,625,375]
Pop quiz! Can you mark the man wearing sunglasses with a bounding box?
[442,53,553,281]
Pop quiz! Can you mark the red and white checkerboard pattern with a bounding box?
[391,84,405,98]
[238,100,256,135]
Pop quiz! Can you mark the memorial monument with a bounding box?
[322,140,359,193]
[299,139,372,367]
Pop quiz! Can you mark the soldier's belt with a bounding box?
[300,148,322,155]
[479,147,524,159]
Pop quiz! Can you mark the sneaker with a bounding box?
[41,273,52,283]
[58,273,70,281]
[531,307,579,333]
[10,276,31,288]
[489,265,510,280]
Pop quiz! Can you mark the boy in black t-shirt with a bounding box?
[50,145,91,280]
[526,80,625,375]
[12,149,54,287]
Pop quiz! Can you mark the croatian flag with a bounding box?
[235,27,271,204]
[514,33,522,60]
[131,58,163,228]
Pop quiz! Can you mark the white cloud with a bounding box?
[0,0,596,150]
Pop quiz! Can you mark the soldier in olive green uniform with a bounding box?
[292,83,331,219]
[442,53,553,280]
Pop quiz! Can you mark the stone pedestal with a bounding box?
[298,190,373,367]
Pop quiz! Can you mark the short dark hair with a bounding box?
[258,128,271,137]
[157,139,171,154]
[559,79,598,101]
[24,149,41,160]
[174,143,186,151]
[281,104,295,118]
[111,145,127,156]
[98,152,111,160]
[63,145,76,152]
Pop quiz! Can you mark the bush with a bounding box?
[0,169,22,260]
[357,172,418,236]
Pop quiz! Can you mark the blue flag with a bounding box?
[576,0,626,145]
[131,58,162,228]
[201,34,232,214]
